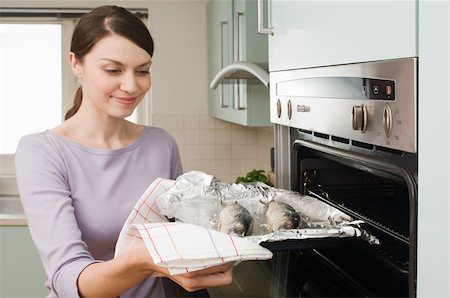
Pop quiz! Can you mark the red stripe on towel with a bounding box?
[163,223,184,260]
[129,178,163,223]
[228,235,239,256]
[141,225,164,263]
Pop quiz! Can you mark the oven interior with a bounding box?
[286,141,416,298]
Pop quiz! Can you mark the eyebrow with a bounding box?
[100,58,152,67]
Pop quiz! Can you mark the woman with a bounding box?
[15,5,233,298]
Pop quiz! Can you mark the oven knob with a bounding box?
[383,106,393,137]
[287,99,292,120]
[352,105,368,132]
[276,99,282,118]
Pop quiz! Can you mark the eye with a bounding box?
[104,68,121,74]
[136,69,151,76]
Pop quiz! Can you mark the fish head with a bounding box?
[230,222,247,237]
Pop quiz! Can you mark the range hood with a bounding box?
[209,61,269,89]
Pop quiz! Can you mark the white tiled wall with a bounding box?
[152,113,274,183]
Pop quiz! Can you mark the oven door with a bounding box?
[280,137,417,298]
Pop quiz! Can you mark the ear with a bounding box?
[69,52,82,78]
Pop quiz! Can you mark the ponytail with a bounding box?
[65,87,83,120]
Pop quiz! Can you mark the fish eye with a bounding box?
[283,223,293,229]
[233,226,245,236]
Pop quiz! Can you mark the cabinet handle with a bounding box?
[235,83,246,110]
[234,12,244,61]
[257,0,273,35]
[234,12,246,110]
[220,21,229,108]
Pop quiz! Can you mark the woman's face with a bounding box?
[70,34,152,119]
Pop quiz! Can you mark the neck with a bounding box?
[57,102,141,149]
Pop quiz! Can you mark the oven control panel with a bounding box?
[270,58,417,153]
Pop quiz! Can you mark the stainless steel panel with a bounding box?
[270,58,417,153]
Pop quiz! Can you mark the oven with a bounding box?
[270,58,417,298]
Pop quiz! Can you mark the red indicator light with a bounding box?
[386,85,392,95]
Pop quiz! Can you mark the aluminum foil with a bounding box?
[156,171,379,245]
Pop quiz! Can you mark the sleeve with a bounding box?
[15,135,97,298]
[169,134,183,179]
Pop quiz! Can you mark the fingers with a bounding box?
[181,262,234,278]
[169,263,234,292]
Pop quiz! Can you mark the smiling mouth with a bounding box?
[113,96,138,105]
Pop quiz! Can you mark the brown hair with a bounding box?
[65,5,154,120]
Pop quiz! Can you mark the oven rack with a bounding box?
[306,188,409,245]
[307,188,411,276]
[317,183,402,196]
[354,238,410,276]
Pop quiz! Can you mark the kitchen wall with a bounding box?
[2,0,275,183]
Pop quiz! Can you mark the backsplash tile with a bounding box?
[245,129,257,145]
[184,144,200,160]
[153,113,274,183]
[246,145,258,160]
[199,130,216,145]
[231,144,247,160]
[215,144,231,159]
[184,130,200,145]
[184,114,200,129]
[200,144,216,159]
[215,130,231,145]
[231,129,246,145]
[151,114,167,128]
[165,114,184,130]
[199,114,215,129]
[215,119,232,130]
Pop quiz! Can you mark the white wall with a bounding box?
[146,0,209,115]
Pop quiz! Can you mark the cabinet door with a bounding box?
[208,0,271,127]
[234,0,270,127]
[268,0,417,71]
[234,0,268,65]
[208,0,236,122]
[0,227,48,296]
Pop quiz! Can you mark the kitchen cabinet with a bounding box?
[417,1,449,296]
[266,0,417,71]
[207,0,271,127]
[0,226,48,297]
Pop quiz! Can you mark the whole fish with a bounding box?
[218,203,254,237]
[265,201,301,232]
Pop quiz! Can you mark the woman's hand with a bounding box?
[157,262,234,292]
[131,237,234,292]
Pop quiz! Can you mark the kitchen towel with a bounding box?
[115,177,175,258]
[127,222,273,275]
[115,177,273,275]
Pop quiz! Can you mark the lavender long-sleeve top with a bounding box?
[15,126,183,298]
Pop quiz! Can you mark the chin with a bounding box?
[109,110,135,120]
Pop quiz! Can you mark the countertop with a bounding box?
[0,195,27,226]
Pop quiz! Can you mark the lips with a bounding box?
[113,96,138,105]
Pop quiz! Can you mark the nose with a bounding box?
[119,72,139,94]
